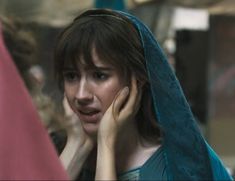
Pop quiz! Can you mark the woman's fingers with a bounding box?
[63,97,75,117]
[112,87,129,117]
[63,97,88,139]
[101,75,141,131]
[119,76,140,120]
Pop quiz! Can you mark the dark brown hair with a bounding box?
[54,9,161,144]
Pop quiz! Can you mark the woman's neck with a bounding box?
[115,120,160,174]
[115,120,140,155]
[85,120,160,174]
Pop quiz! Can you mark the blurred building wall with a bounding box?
[208,14,235,169]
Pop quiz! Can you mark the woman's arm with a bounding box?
[95,77,140,180]
[95,138,116,180]
[60,127,93,180]
[60,99,94,180]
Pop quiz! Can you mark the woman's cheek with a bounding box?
[97,83,122,110]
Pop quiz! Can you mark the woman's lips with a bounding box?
[79,110,99,115]
[77,110,101,123]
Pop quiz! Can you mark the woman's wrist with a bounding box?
[60,133,94,180]
[97,131,117,151]
[95,137,116,180]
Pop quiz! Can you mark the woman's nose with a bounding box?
[75,79,93,105]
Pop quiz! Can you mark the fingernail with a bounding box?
[123,87,129,95]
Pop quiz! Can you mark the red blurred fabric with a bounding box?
[0,22,68,180]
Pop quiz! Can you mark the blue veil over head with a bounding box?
[79,9,233,180]
[119,11,233,180]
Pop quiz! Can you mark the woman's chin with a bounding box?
[83,123,98,137]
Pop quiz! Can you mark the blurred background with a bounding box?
[0,0,234,176]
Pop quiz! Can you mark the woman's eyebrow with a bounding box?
[92,66,114,71]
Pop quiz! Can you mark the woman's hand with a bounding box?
[95,76,142,180]
[98,76,141,146]
[60,98,94,180]
[63,97,94,146]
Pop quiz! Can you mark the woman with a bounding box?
[54,9,233,180]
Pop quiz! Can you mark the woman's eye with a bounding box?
[93,72,108,80]
[63,71,78,82]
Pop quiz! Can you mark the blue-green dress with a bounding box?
[80,147,168,181]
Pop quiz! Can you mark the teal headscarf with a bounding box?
[95,0,126,12]
[119,11,233,180]
[79,9,233,180]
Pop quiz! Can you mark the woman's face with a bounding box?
[63,49,125,136]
